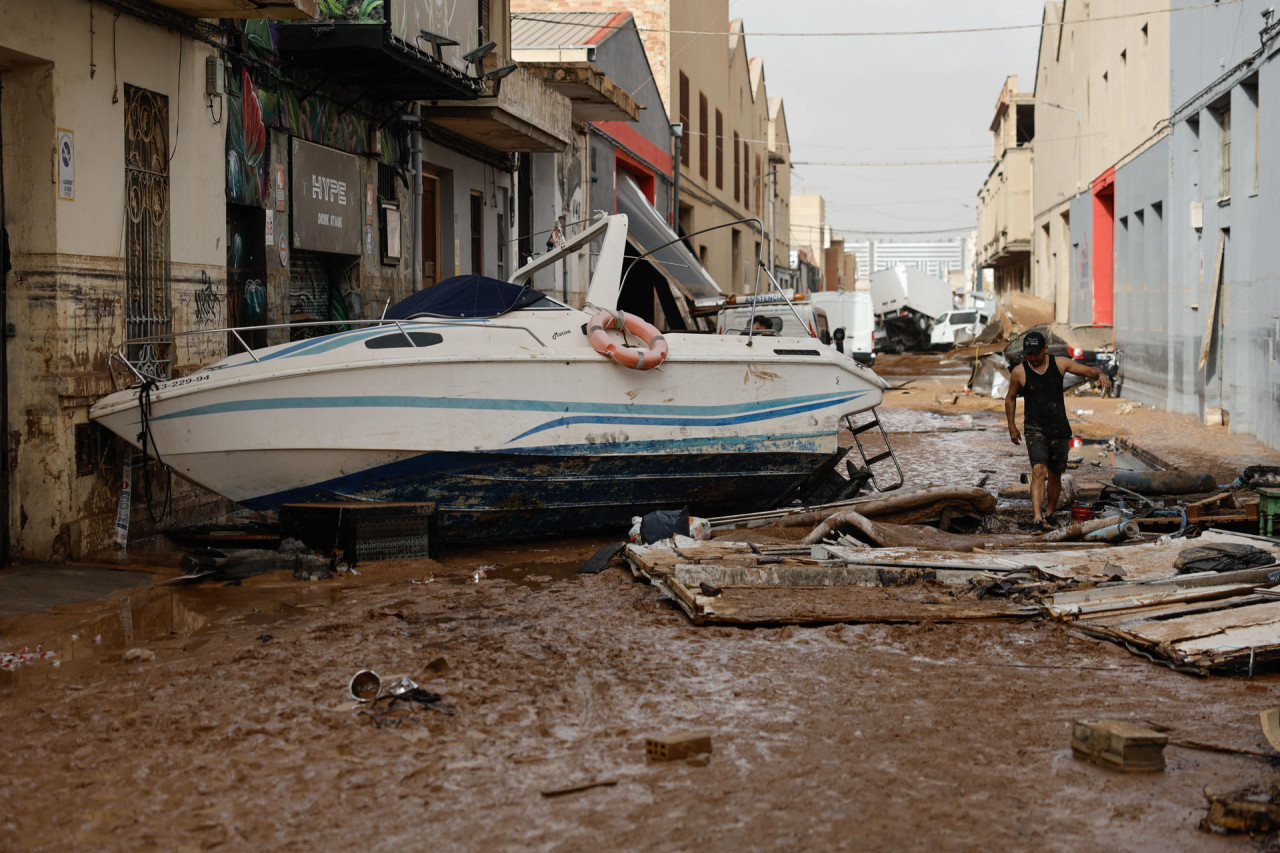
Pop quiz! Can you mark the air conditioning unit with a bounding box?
[1189,200,1203,231]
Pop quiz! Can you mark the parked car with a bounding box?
[930,310,990,349]
[1004,323,1120,392]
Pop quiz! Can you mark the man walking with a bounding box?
[1005,331,1112,530]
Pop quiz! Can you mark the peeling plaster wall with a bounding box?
[2,1,226,559]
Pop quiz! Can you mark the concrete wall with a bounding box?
[1032,0,1171,314]
[424,141,515,283]
[1112,137,1169,407]
[1067,189,1093,324]
[1167,0,1280,448]
[1,1,227,559]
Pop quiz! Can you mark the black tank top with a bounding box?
[1021,356,1072,438]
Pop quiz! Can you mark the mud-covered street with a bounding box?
[3,355,1280,852]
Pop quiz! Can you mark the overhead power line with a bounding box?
[794,159,994,167]
[513,3,1237,39]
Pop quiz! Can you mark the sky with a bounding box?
[728,0,1044,244]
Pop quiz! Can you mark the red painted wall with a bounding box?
[1091,169,1115,325]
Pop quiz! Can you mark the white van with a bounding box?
[808,291,876,365]
[716,302,829,340]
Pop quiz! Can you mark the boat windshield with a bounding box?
[384,275,568,320]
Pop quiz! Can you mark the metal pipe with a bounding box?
[410,103,423,291]
[1082,520,1140,543]
[670,123,682,227]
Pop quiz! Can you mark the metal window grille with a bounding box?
[124,85,173,379]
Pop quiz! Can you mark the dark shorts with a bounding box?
[1024,427,1070,474]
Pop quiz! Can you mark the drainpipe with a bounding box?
[670,122,682,227]
[410,104,423,290]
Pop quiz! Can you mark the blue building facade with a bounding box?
[1165,0,1280,448]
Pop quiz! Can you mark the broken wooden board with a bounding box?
[1071,719,1168,772]
[1059,585,1280,673]
[622,539,1036,626]
[1026,529,1280,583]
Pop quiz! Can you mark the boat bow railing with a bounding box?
[106,317,548,390]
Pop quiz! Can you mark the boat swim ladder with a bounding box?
[843,407,904,493]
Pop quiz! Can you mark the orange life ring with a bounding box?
[587,309,668,370]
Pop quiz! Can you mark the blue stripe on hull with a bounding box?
[242,446,835,542]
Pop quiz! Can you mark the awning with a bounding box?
[616,173,721,302]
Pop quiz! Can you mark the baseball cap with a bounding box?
[1023,331,1047,353]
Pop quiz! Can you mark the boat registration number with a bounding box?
[155,374,210,391]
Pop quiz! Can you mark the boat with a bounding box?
[90,214,895,542]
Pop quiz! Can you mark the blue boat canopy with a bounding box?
[383,275,548,320]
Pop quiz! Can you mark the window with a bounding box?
[742,143,750,212]
[698,92,709,179]
[679,73,690,168]
[715,110,724,189]
[124,85,173,379]
[733,132,740,201]
[1217,104,1231,201]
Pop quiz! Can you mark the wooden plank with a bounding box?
[1199,229,1226,372]
[1048,582,1263,619]
[1126,601,1280,645]
[681,585,1033,625]
[1083,593,1271,627]
[1176,622,1280,656]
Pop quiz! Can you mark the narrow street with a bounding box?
[3,355,1279,852]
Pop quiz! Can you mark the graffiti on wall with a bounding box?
[227,67,269,207]
[224,20,403,210]
[316,0,384,21]
[193,271,220,326]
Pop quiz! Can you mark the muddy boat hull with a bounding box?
[90,215,889,543]
[239,442,837,541]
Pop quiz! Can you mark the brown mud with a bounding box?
[2,354,1280,851]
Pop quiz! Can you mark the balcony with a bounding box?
[150,0,317,18]
[976,145,1032,269]
[427,67,572,153]
[516,61,638,123]
[274,21,484,101]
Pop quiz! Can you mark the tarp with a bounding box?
[383,275,544,320]
[615,173,721,301]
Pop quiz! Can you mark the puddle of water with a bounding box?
[0,572,351,687]
[1071,439,1158,472]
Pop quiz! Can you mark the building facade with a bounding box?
[512,10,720,328]
[1163,0,1280,447]
[1031,0,1171,323]
[976,75,1034,302]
